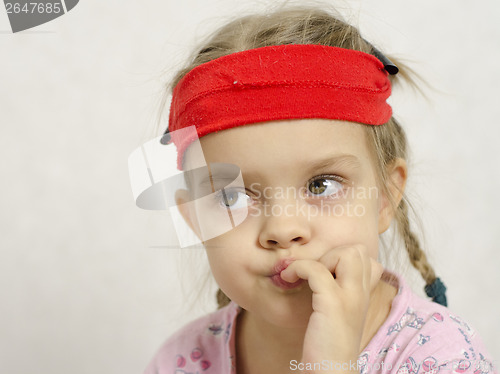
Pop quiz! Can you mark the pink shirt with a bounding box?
[143,271,497,374]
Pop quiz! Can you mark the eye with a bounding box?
[307,175,345,198]
[214,188,249,209]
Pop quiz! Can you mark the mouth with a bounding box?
[268,258,304,290]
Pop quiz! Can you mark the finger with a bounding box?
[360,249,373,292]
[319,246,366,291]
[280,259,339,295]
[319,245,383,293]
[369,257,384,292]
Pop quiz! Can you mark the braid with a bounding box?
[397,198,436,285]
[367,119,448,306]
[396,198,448,306]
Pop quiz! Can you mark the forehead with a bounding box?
[183,119,372,171]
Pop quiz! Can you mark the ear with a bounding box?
[378,158,407,234]
[175,189,203,241]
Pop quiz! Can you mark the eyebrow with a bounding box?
[304,154,362,174]
[197,175,234,189]
[194,168,240,190]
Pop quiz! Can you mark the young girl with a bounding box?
[132,5,496,374]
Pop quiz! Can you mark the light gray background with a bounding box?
[1,1,499,373]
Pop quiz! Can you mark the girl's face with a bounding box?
[180,119,399,328]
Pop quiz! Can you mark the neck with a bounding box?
[236,306,306,374]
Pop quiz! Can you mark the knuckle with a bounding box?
[343,246,364,261]
[309,260,327,273]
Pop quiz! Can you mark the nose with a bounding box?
[258,199,312,250]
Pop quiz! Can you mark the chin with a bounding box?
[251,291,314,328]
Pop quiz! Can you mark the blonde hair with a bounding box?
[162,5,438,308]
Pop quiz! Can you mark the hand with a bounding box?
[280,244,384,373]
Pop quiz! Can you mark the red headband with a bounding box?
[167,44,393,169]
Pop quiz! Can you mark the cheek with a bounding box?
[319,192,380,256]
[205,248,233,288]
[353,195,381,257]
[349,183,381,221]
[204,235,248,288]
[204,248,253,304]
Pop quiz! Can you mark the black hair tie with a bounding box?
[424,277,447,307]
[362,38,399,75]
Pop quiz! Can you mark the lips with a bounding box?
[271,258,294,275]
[269,258,304,290]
